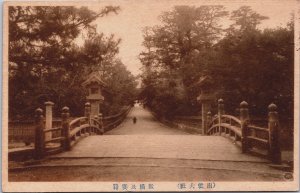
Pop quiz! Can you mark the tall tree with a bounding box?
[214,8,293,116]
[9,6,121,118]
[140,5,293,122]
[140,5,228,117]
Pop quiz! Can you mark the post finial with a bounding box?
[62,106,70,113]
[44,101,54,106]
[240,101,248,108]
[62,106,70,120]
[268,103,277,112]
[268,103,278,122]
[218,98,224,104]
[240,101,249,121]
[35,108,43,115]
[35,108,44,122]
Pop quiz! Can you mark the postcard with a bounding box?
[3,0,299,191]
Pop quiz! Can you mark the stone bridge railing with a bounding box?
[9,102,131,161]
[206,99,281,164]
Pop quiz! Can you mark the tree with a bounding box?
[101,60,138,115]
[229,6,269,33]
[82,33,121,72]
[214,8,293,117]
[139,5,228,117]
[140,5,294,123]
[9,6,122,119]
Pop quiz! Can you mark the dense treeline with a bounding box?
[9,6,138,119]
[139,6,294,121]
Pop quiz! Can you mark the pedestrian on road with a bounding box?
[133,117,137,124]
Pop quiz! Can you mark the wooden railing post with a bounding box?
[98,113,104,134]
[34,108,45,159]
[240,101,249,153]
[205,111,212,135]
[85,102,91,135]
[268,103,281,164]
[85,102,91,118]
[93,115,98,134]
[218,99,224,135]
[61,106,71,151]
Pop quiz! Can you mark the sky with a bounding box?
[79,0,296,76]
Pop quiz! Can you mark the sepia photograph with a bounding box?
[3,0,299,192]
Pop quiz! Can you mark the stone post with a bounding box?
[202,103,212,135]
[268,103,281,164]
[61,106,71,151]
[34,108,45,159]
[196,76,215,134]
[240,101,249,153]
[218,99,224,135]
[90,101,100,119]
[205,111,212,135]
[44,101,54,141]
[98,113,104,134]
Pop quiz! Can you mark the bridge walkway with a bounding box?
[9,105,288,181]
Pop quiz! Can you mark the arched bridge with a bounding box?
[9,100,291,181]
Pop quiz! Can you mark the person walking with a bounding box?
[133,117,137,124]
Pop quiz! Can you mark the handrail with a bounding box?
[44,127,61,133]
[221,115,241,125]
[207,113,243,144]
[68,107,131,137]
[69,117,88,130]
[103,107,131,131]
[90,118,101,126]
[70,123,91,137]
[23,105,132,161]
[69,117,87,126]
[207,123,242,136]
[103,106,130,120]
[207,111,271,160]
[174,116,202,121]
[45,136,65,143]
[247,136,269,145]
[103,117,123,130]
[9,118,64,124]
[210,115,219,124]
[248,125,269,132]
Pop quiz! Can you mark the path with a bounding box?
[105,104,189,135]
[9,105,289,181]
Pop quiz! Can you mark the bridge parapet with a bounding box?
[32,104,102,159]
[9,102,131,161]
[207,99,281,164]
